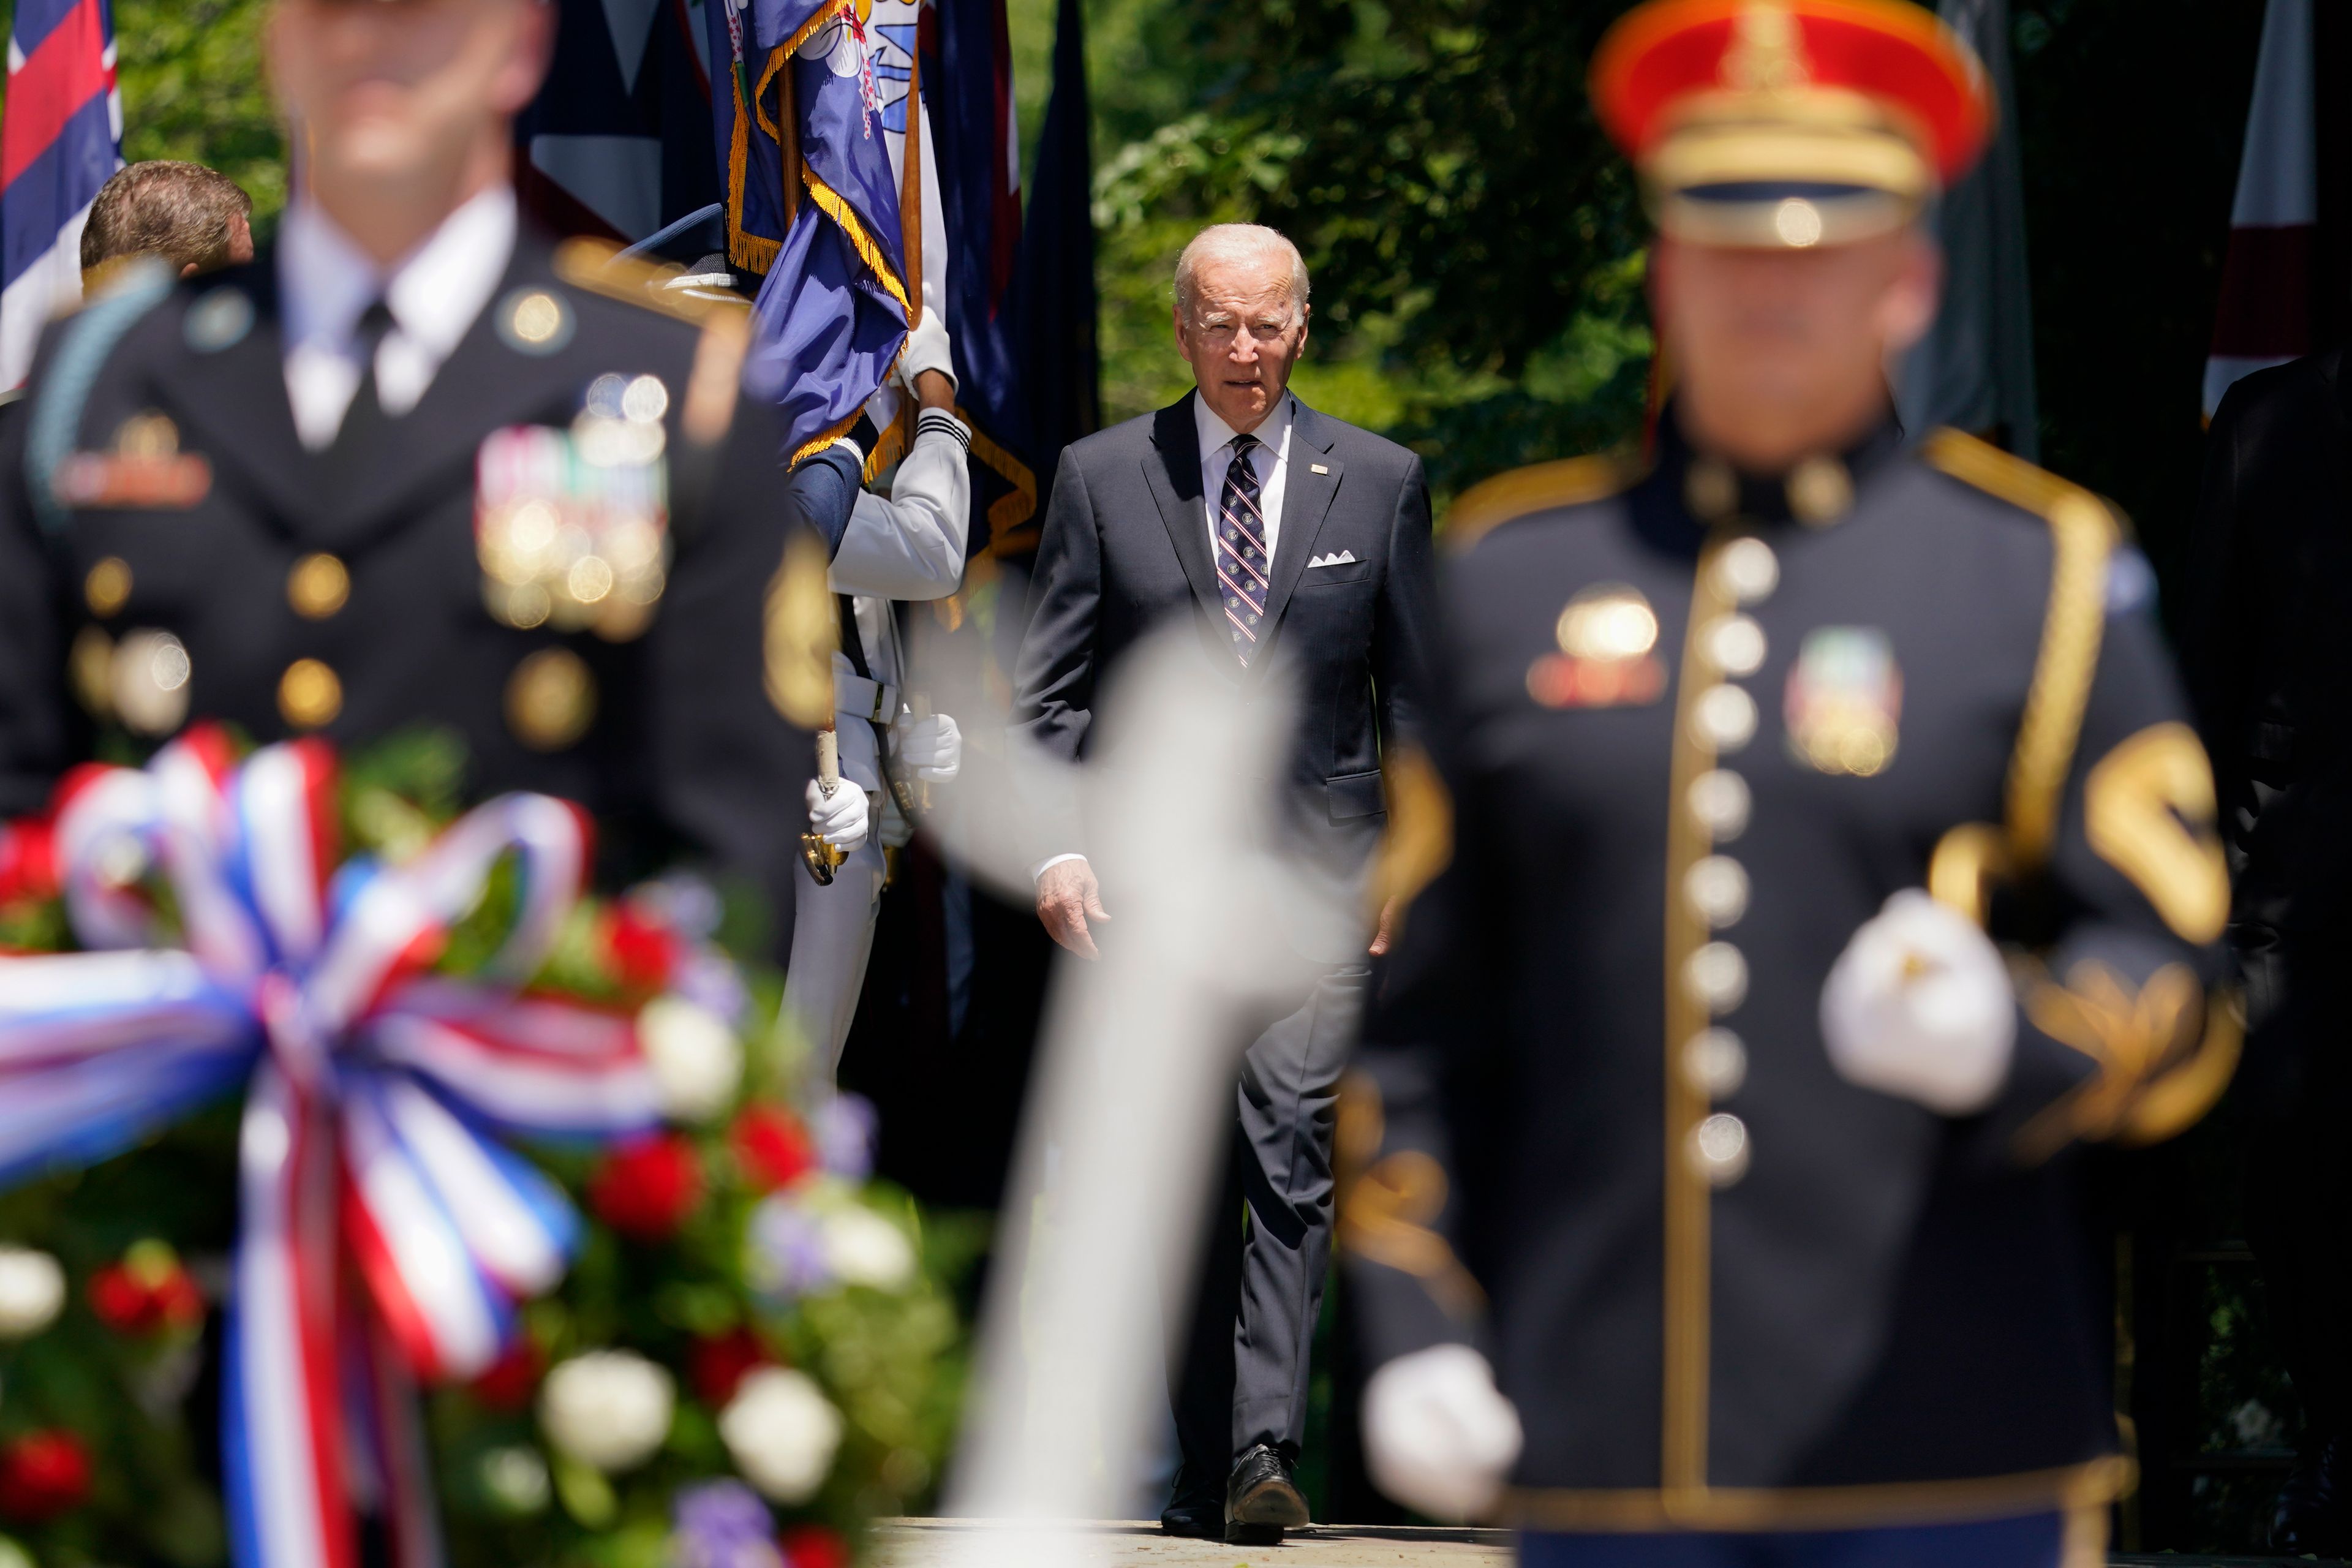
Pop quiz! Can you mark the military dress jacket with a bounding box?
[0,233,832,958]
[1344,416,2236,1530]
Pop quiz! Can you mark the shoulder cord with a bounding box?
[26,269,178,541]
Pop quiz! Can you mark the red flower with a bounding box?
[780,1524,850,1568]
[598,903,679,994]
[470,1335,544,1412]
[732,1104,817,1193]
[89,1241,205,1336]
[0,1431,90,1521]
[588,1134,703,1241]
[0,817,57,906]
[688,1325,774,1408]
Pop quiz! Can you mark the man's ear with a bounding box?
[1171,304,1189,354]
[1879,231,1943,358]
[492,0,559,115]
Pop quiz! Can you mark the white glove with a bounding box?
[897,302,957,394]
[1362,1344,1524,1523]
[891,711,962,785]
[1819,889,2016,1115]
[804,777,870,853]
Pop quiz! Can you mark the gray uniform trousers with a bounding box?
[1169,960,1370,1476]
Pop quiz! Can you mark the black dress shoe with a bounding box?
[1225,1442,1309,1544]
[1160,1468,1224,1539]
[2272,1434,2352,1556]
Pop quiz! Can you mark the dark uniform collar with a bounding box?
[1657,400,1905,529]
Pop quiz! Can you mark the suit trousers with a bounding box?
[782,824,887,1082]
[1170,960,1370,1480]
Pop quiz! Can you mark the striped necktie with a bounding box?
[1214,432,1268,664]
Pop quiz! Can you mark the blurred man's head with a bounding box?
[265,0,553,262]
[81,162,255,283]
[1589,0,1993,470]
[1653,227,1940,473]
[1172,224,1311,435]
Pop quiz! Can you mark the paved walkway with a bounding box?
[874,1520,2351,1567]
[873,1520,1510,1567]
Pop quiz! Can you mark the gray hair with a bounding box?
[1174,224,1311,323]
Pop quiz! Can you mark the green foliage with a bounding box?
[111,0,287,226]
[1018,0,1655,507]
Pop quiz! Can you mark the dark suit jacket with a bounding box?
[1011,391,1434,875]
[2185,348,2352,1113]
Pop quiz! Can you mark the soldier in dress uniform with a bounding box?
[0,0,846,958]
[1340,3,2236,1564]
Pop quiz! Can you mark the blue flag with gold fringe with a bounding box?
[707,0,912,462]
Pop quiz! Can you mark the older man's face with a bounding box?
[268,0,549,188]
[1174,251,1310,434]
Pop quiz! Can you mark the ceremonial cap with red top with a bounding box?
[1590,0,1993,247]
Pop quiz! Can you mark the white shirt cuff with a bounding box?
[1031,852,1088,884]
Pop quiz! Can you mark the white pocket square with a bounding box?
[1308,550,1358,568]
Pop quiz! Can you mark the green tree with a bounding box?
[111,0,287,225]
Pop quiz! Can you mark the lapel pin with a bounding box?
[1310,463,1330,475]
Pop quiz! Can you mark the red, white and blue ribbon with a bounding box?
[0,728,665,1568]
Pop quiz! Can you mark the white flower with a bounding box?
[538,1350,674,1472]
[820,1205,916,1291]
[478,1446,550,1515]
[0,1250,65,1339]
[719,1366,843,1504]
[639,996,743,1122]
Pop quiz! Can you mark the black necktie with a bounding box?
[331,300,398,455]
[1214,432,1268,663]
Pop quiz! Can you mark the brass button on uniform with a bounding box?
[1691,1112,1752,1186]
[1688,769,1752,840]
[1710,537,1780,604]
[1789,455,1855,525]
[115,630,192,736]
[278,658,342,729]
[287,553,350,619]
[1684,941,1749,1014]
[1702,614,1766,676]
[1684,855,1751,927]
[85,557,131,619]
[1683,1029,1748,1099]
[1692,684,1758,752]
[507,648,595,751]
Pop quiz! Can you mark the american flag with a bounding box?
[0,0,123,388]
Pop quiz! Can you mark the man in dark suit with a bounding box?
[1011,222,1435,1542]
[0,0,843,966]
[2186,349,2352,1555]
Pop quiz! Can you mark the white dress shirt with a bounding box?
[1196,390,1294,564]
[1033,391,1300,884]
[279,186,519,450]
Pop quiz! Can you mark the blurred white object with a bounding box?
[720,1366,844,1504]
[932,629,1352,1568]
[539,1350,674,1472]
[1820,889,2016,1115]
[820,1205,918,1291]
[805,776,870,854]
[0,1248,64,1338]
[638,995,742,1123]
[1362,1344,1525,1522]
[892,710,962,785]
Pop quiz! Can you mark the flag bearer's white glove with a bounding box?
[891,712,962,785]
[805,777,870,853]
[897,303,957,394]
[1820,889,2016,1115]
[1363,1344,1524,1523]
